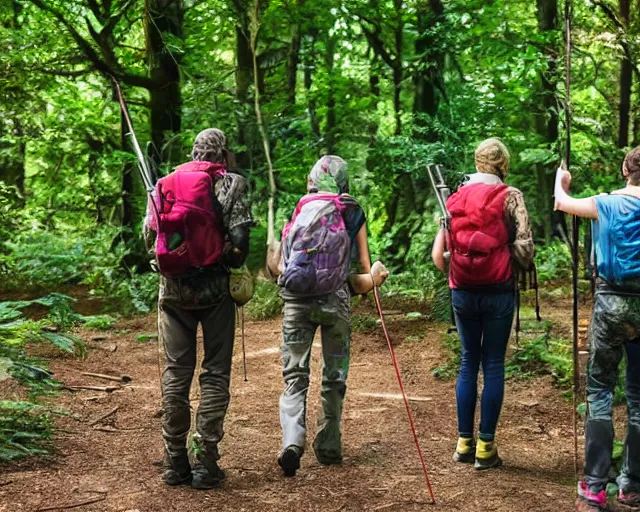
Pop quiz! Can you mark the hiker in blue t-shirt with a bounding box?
[555,147,640,510]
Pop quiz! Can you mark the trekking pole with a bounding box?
[110,76,156,193]
[427,165,456,334]
[563,0,580,481]
[241,306,248,382]
[370,261,436,505]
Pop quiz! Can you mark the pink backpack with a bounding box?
[147,161,226,277]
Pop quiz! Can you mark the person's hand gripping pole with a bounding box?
[370,261,436,505]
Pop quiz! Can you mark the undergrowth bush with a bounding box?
[0,401,56,462]
[506,332,573,387]
[0,227,158,315]
[535,240,573,283]
[245,280,283,320]
[432,333,461,380]
[0,294,94,462]
[382,265,450,322]
[351,314,378,333]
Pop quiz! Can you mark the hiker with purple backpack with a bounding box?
[144,128,253,490]
[267,155,389,477]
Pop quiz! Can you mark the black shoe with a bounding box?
[278,445,302,477]
[191,461,226,490]
[163,453,192,486]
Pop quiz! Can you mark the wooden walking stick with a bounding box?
[563,0,580,480]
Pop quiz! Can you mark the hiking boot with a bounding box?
[163,453,192,486]
[313,447,342,466]
[577,481,608,510]
[191,461,226,490]
[619,489,640,507]
[453,437,476,464]
[278,445,302,477]
[474,438,502,470]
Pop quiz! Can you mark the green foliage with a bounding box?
[506,333,573,388]
[245,280,283,321]
[0,295,89,461]
[136,333,158,343]
[432,333,461,381]
[351,315,378,333]
[0,401,54,462]
[0,295,85,356]
[535,240,573,283]
[1,227,158,315]
[383,266,450,322]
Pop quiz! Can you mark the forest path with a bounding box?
[1,300,580,512]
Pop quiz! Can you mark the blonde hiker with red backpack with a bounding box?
[555,149,640,511]
[431,138,535,470]
[267,155,389,477]
[143,129,254,490]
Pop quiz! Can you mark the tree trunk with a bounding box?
[235,14,254,169]
[120,107,135,233]
[145,0,183,166]
[286,20,301,111]
[535,0,561,241]
[304,35,321,139]
[0,118,26,203]
[413,0,445,133]
[393,0,403,135]
[0,3,26,203]
[619,0,632,148]
[324,36,336,154]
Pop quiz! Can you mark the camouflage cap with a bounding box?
[191,128,227,164]
[308,155,349,194]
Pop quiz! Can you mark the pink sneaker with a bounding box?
[619,489,640,507]
[577,481,607,510]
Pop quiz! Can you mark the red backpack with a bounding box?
[149,161,226,277]
[446,183,512,288]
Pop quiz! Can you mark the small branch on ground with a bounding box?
[82,372,131,383]
[36,493,107,511]
[88,406,119,426]
[93,426,118,433]
[373,504,399,512]
[64,385,119,392]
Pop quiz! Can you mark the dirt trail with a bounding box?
[0,304,579,512]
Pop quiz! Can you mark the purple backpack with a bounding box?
[280,193,351,296]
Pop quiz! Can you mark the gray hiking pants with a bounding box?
[280,287,351,463]
[159,275,235,465]
[584,290,640,493]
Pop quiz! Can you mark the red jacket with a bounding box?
[446,183,512,288]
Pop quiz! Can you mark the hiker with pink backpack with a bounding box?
[267,155,389,477]
[144,128,253,490]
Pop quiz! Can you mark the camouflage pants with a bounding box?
[159,274,235,466]
[584,291,640,493]
[280,287,350,463]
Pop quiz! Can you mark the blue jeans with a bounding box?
[452,289,515,441]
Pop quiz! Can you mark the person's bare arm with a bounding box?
[554,168,599,219]
[266,241,282,278]
[431,228,446,272]
[356,223,372,274]
[349,261,389,294]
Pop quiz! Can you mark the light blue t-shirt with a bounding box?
[593,194,640,286]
